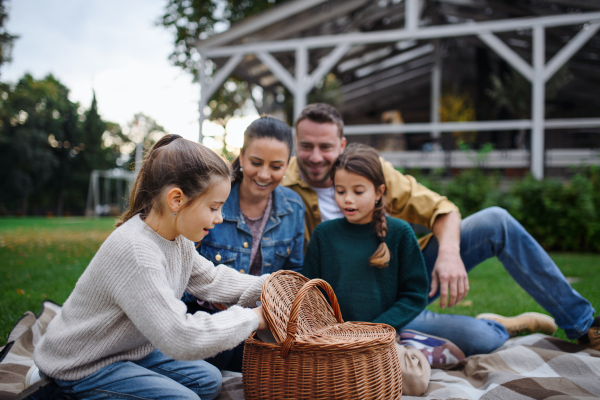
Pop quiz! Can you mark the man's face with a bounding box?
[295,119,346,188]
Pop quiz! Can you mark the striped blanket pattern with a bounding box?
[1,303,599,400]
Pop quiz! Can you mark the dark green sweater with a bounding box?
[301,217,428,330]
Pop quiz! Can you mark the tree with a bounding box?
[0,0,18,73]
[0,74,126,215]
[159,0,342,132]
[158,1,288,125]
[0,74,72,214]
[158,0,286,77]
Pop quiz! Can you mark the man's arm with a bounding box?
[430,211,469,308]
[379,158,467,308]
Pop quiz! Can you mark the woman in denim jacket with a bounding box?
[184,116,304,371]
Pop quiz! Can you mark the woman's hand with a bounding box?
[252,306,268,330]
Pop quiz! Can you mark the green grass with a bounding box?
[1,217,598,346]
[0,217,117,345]
[427,253,600,341]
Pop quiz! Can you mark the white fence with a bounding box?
[380,149,600,169]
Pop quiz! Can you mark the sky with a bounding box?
[1,0,203,143]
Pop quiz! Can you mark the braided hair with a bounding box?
[330,143,390,268]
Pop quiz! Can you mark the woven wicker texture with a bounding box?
[243,270,402,399]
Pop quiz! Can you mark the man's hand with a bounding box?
[430,211,469,308]
[429,247,469,308]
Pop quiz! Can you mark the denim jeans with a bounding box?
[403,207,595,357]
[55,349,222,400]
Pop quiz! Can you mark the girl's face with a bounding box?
[176,178,231,242]
[334,169,385,225]
[239,137,290,199]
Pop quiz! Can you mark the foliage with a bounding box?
[158,0,286,77]
[0,0,18,72]
[159,0,343,126]
[405,163,600,253]
[509,168,600,252]
[439,93,477,146]
[0,74,129,215]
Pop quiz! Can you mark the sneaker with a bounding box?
[24,365,42,388]
[476,312,557,337]
[399,329,466,364]
[577,316,600,351]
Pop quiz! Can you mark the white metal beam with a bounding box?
[202,55,244,100]
[341,54,433,93]
[344,65,431,101]
[405,0,420,32]
[544,118,600,129]
[344,120,534,134]
[256,52,297,94]
[478,33,533,81]
[355,44,434,77]
[198,53,207,143]
[294,45,308,120]
[531,26,546,179]
[196,0,329,50]
[343,118,600,135]
[203,13,600,57]
[544,22,600,81]
[431,40,441,141]
[306,43,352,89]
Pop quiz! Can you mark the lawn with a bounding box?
[1,217,598,346]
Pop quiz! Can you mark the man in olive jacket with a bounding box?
[282,103,598,357]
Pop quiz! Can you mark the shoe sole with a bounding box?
[476,312,557,334]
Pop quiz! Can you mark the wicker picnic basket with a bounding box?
[242,270,402,399]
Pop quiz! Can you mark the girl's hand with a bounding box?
[252,306,268,330]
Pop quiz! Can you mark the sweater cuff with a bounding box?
[237,274,269,308]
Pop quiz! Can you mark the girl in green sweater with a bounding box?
[301,143,433,395]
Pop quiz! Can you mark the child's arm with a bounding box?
[371,223,429,330]
[113,260,261,362]
[187,250,267,308]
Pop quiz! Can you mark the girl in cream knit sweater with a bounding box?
[33,135,268,400]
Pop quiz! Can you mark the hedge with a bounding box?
[405,165,600,253]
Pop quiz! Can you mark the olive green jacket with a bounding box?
[281,156,460,250]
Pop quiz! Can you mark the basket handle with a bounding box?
[280,278,344,358]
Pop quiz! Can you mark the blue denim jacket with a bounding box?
[198,183,305,275]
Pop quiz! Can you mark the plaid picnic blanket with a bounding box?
[406,333,600,400]
[2,304,599,399]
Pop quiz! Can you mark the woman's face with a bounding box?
[239,137,290,200]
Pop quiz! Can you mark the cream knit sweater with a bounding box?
[34,214,266,381]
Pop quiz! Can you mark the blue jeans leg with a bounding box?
[403,310,509,357]
[55,349,222,400]
[420,207,595,340]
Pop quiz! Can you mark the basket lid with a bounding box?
[261,270,342,344]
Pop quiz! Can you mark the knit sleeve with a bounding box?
[301,225,323,280]
[187,250,267,308]
[111,242,261,361]
[371,220,428,330]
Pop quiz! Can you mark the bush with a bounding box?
[404,165,600,253]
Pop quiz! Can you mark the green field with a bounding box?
[1,217,598,346]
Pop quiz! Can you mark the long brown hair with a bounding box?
[330,143,390,268]
[116,134,231,227]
